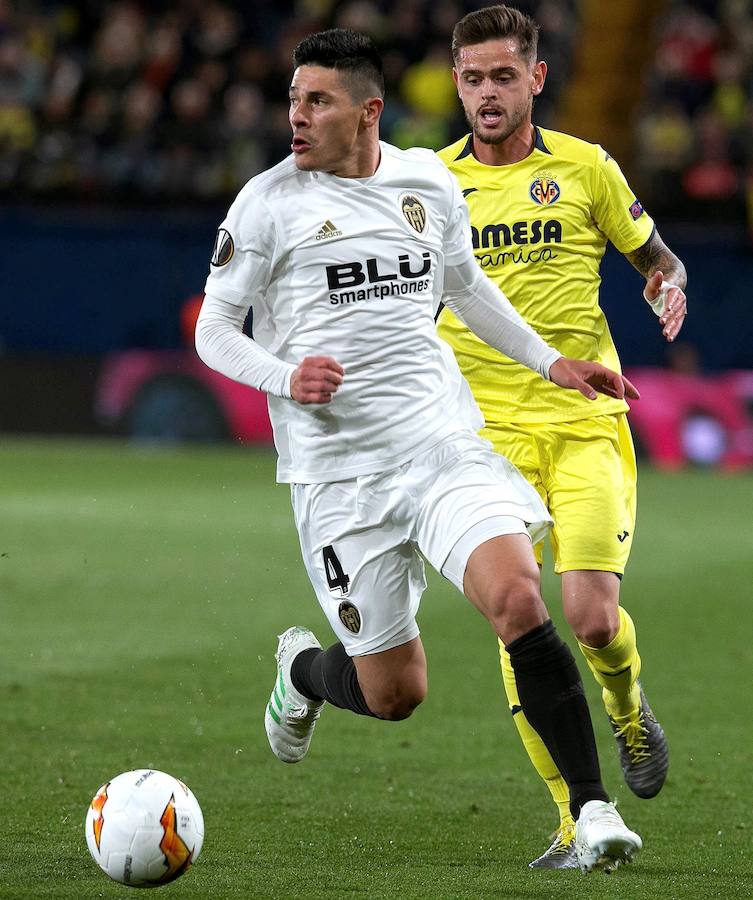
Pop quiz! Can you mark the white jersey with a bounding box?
[205,142,485,483]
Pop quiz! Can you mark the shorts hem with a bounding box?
[441,515,548,594]
[481,407,629,428]
[553,561,627,576]
[343,623,421,657]
[436,513,550,575]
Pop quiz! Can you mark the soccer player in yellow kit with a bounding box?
[438,5,688,869]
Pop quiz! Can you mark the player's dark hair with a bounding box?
[452,4,539,66]
[293,28,385,101]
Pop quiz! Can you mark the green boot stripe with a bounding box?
[272,685,283,711]
[278,672,286,697]
[267,702,281,725]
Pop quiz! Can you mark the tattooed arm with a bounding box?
[625,228,688,342]
[625,228,687,287]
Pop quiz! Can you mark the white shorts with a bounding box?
[291,430,552,656]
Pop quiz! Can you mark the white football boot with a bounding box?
[575,800,642,874]
[265,626,324,763]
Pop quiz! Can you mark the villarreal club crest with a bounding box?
[530,175,561,206]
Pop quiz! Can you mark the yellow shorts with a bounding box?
[481,413,637,574]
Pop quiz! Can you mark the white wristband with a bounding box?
[643,280,679,318]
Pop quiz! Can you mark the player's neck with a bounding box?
[472,122,536,166]
[329,137,381,179]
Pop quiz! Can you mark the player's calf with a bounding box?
[290,636,427,721]
[507,619,611,819]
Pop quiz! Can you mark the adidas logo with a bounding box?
[315,220,343,240]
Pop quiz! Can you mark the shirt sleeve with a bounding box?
[203,188,278,307]
[591,147,655,254]
[441,165,476,266]
[443,252,562,381]
[195,292,295,398]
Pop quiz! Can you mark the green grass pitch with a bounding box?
[1,437,751,899]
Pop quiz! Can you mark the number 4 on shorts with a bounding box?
[322,545,350,595]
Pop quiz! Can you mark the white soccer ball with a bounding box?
[85,769,204,888]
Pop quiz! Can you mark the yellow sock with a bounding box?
[499,641,571,825]
[578,606,641,719]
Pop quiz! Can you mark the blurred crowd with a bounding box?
[7,0,750,223]
[636,0,753,222]
[0,0,576,204]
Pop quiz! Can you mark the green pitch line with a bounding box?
[1,438,751,898]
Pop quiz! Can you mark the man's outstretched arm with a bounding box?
[442,255,638,401]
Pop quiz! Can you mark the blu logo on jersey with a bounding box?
[530,177,560,206]
[326,253,432,289]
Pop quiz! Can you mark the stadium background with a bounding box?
[2,2,753,898]
[2,0,753,461]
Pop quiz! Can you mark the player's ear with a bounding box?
[532,60,547,96]
[362,96,383,127]
[452,67,460,94]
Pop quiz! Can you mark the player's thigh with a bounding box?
[459,530,548,643]
[544,414,637,574]
[413,431,551,585]
[291,479,426,657]
[481,421,548,565]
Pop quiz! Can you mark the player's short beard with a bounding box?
[468,98,531,145]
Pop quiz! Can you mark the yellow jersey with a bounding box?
[436,126,655,424]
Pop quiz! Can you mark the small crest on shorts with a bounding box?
[210,228,234,266]
[338,601,362,634]
[401,194,427,233]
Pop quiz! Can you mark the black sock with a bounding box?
[506,619,609,820]
[291,642,377,718]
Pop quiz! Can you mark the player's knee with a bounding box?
[563,572,621,646]
[368,681,426,721]
[374,696,421,721]
[572,620,618,649]
[567,606,620,648]
[486,572,544,640]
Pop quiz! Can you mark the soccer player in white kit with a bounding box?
[195,29,642,874]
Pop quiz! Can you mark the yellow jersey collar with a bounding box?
[453,126,552,162]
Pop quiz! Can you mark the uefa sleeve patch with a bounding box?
[210,228,235,266]
[629,200,644,220]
